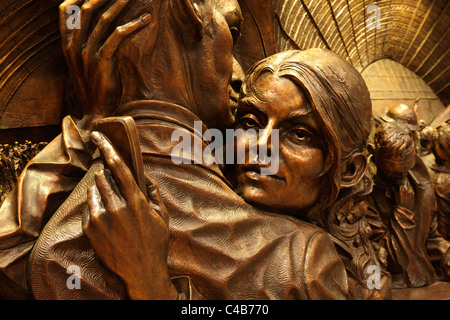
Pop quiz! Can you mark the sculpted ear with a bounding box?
[170,0,205,40]
[340,153,367,188]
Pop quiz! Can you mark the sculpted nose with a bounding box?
[257,122,274,149]
[231,57,245,94]
[257,121,278,159]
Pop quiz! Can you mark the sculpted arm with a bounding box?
[83,131,179,299]
[302,231,350,300]
[0,0,151,298]
[0,117,92,299]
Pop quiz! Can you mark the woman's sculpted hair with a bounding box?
[241,49,389,294]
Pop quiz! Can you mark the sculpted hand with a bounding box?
[393,178,415,212]
[59,0,152,131]
[82,131,178,300]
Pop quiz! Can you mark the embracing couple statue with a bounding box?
[0,0,391,300]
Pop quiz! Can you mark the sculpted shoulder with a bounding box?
[240,211,351,300]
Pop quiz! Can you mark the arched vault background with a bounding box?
[361,59,444,123]
[273,0,449,107]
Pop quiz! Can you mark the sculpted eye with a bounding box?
[290,128,313,144]
[239,114,261,130]
[230,26,241,44]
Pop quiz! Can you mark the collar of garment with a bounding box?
[113,99,229,185]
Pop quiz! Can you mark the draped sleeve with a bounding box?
[0,116,92,299]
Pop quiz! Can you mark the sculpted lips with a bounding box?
[240,164,285,182]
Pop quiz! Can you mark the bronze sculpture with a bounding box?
[1,0,352,300]
[367,121,450,288]
[0,0,449,300]
[231,49,390,299]
[430,124,450,242]
[428,123,450,283]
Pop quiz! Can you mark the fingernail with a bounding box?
[141,13,152,23]
[91,131,102,143]
[89,185,100,198]
[94,169,104,178]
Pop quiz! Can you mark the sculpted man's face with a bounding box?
[190,0,245,130]
[116,0,244,130]
[233,73,326,216]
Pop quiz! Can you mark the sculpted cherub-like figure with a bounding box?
[429,124,450,241]
[366,121,450,288]
[429,124,450,281]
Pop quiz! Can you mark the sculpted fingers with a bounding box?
[59,0,83,52]
[91,131,141,200]
[399,181,415,210]
[83,184,107,242]
[72,0,111,53]
[100,13,153,60]
[60,0,110,78]
[145,176,169,225]
[95,169,124,215]
[83,169,125,241]
[85,0,132,58]
[87,185,104,218]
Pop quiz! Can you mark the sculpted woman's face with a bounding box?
[234,73,326,216]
